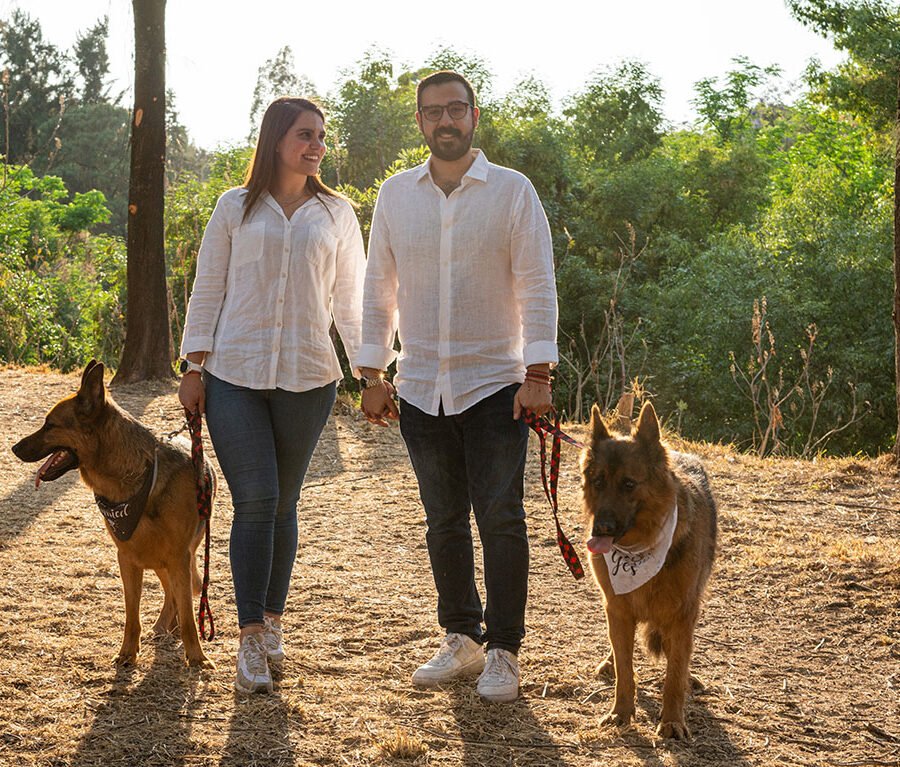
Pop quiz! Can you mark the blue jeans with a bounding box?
[204,372,336,628]
[399,384,530,653]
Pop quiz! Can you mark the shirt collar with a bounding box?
[416,149,490,185]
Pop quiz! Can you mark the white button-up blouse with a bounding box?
[180,187,365,391]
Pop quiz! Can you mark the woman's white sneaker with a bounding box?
[235,633,273,694]
[262,616,284,662]
[412,632,484,686]
[476,648,520,702]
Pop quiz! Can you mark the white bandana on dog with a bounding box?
[604,504,678,595]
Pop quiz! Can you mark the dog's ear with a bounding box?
[590,403,611,444]
[634,401,661,445]
[76,361,106,419]
[80,359,99,387]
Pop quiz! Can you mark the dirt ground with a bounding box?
[0,366,897,767]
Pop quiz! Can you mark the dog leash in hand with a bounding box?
[522,409,585,580]
[186,408,215,641]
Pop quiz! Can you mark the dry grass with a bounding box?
[0,366,898,767]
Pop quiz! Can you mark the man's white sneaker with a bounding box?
[235,633,273,694]
[262,616,284,662]
[412,632,484,686]
[476,648,520,702]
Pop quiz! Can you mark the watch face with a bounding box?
[178,359,188,374]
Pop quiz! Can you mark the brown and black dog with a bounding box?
[580,401,717,739]
[11,361,214,668]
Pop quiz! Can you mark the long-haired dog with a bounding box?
[581,401,717,739]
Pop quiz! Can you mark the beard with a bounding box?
[425,125,474,162]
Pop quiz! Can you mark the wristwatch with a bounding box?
[178,359,204,376]
[358,374,384,391]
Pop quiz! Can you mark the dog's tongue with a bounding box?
[35,451,63,489]
[587,536,614,555]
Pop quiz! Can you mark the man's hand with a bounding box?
[513,379,552,420]
[361,380,399,426]
[179,372,206,416]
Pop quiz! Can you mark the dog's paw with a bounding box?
[657,720,691,740]
[187,654,215,670]
[600,708,634,728]
[114,652,138,667]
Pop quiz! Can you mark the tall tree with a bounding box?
[247,46,316,143]
[73,16,111,105]
[788,0,900,457]
[564,60,665,165]
[114,0,171,383]
[0,9,73,168]
[329,50,420,188]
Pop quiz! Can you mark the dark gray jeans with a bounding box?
[399,384,530,653]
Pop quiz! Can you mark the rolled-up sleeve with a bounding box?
[510,181,559,367]
[331,203,366,377]
[356,188,400,371]
[180,194,233,356]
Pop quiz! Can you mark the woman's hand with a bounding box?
[179,372,206,415]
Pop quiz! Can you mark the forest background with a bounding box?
[2,3,897,458]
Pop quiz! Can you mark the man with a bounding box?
[356,70,557,703]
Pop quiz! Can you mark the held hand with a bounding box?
[361,380,399,427]
[178,373,206,416]
[513,380,552,420]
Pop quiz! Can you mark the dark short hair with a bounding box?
[416,70,476,110]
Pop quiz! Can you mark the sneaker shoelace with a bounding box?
[432,634,463,665]
[242,634,268,675]
[482,650,515,682]
[264,618,283,648]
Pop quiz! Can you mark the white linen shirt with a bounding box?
[357,150,559,415]
[180,187,365,391]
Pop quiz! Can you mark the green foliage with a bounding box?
[0,162,124,369]
[788,0,900,130]
[564,60,664,165]
[693,56,783,141]
[327,49,422,188]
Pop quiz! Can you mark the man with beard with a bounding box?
[356,70,558,703]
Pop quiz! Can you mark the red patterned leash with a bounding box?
[522,409,586,580]
[186,408,215,640]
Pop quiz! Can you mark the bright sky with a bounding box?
[6,0,844,151]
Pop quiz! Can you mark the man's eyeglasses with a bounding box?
[419,101,471,122]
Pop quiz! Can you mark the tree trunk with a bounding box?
[893,70,900,459]
[113,0,171,384]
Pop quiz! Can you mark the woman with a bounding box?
[179,97,364,694]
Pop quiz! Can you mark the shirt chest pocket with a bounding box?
[301,225,338,270]
[231,221,266,267]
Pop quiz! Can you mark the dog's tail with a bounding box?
[644,628,664,658]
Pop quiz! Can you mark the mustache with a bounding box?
[435,128,462,139]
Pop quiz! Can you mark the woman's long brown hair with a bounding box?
[242,97,339,222]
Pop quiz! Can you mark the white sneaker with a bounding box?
[262,616,284,662]
[412,633,484,686]
[235,633,273,694]
[476,648,520,702]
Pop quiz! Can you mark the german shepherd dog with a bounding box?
[11,361,214,668]
[581,402,717,739]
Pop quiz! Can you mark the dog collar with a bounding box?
[94,449,159,541]
[604,503,678,595]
